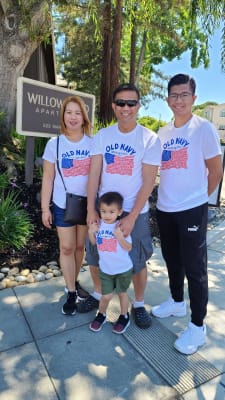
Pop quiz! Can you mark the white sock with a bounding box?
[133,300,144,308]
[92,291,102,300]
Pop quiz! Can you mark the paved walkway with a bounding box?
[1,180,225,399]
[1,220,225,399]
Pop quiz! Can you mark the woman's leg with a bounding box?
[74,225,87,281]
[57,226,76,292]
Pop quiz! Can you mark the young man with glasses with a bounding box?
[152,73,223,354]
[77,83,161,329]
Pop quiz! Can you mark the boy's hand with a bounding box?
[114,226,124,240]
[114,225,132,252]
[88,222,99,234]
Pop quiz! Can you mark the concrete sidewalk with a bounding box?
[0,218,225,400]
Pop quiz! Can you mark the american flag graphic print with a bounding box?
[105,153,134,175]
[62,158,91,177]
[161,147,188,170]
[97,236,117,252]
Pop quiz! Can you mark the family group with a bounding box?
[41,74,223,355]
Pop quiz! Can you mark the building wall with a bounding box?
[204,104,225,140]
[24,41,55,84]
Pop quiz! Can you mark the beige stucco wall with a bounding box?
[204,104,225,140]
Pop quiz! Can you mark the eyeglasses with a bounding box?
[113,99,139,107]
[168,92,193,100]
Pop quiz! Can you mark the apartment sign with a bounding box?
[16,77,95,137]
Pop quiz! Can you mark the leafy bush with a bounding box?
[0,173,9,191]
[138,116,167,132]
[0,176,34,251]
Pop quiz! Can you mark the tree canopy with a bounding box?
[54,0,225,123]
[1,0,225,136]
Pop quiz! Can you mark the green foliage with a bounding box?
[10,129,47,170]
[0,106,46,179]
[54,2,102,97]
[0,173,9,191]
[189,0,225,70]
[120,1,194,93]
[34,137,48,158]
[54,0,221,112]
[193,101,218,112]
[11,128,26,154]
[0,175,34,251]
[92,114,167,135]
[92,118,116,135]
[18,0,52,43]
[138,116,167,132]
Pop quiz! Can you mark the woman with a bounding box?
[41,95,92,315]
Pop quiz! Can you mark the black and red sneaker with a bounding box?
[112,313,130,334]
[89,312,106,332]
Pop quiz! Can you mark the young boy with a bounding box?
[88,191,133,334]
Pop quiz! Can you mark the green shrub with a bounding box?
[138,116,167,132]
[0,173,9,191]
[0,190,34,251]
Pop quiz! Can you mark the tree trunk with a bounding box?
[108,0,122,121]
[99,0,112,125]
[135,30,147,87]
[129,22,137,85]
[0,1,50,141]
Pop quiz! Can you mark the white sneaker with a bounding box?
[174,322,206,355]
[152,297,186,318]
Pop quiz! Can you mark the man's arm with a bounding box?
[87,154,103,224]
[114,226,132,251]
[119,163,159,236]
[88,222,98,245]
[205,155,223,196]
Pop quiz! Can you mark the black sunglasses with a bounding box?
[113,99,139,107]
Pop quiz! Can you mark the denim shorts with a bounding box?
[85,212,153,273]
[52,202,75,227]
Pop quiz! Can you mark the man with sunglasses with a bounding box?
[152,73,223,354]
[77,83,161,329]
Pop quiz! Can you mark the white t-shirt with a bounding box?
[96,220,133,275]
[92,124,161,213]
[42,134,93,208]
[157,115,222,212]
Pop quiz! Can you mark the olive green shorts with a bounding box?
[99,268,132,295]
